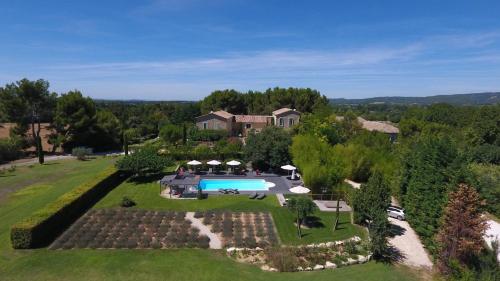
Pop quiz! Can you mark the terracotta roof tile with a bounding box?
[272,108,294,116]
[235,115,271,123]
[212,110,234,119]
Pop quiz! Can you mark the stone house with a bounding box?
[195,108,300,137]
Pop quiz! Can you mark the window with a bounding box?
[279,118,284,127]
[245,123,252,129]
[203,122,208,129]
[289,118,295,126]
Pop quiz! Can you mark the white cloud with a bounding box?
[2,30,500,100]
[44,44,423,77]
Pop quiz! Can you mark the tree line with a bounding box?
[200,87,328,115]
[289,102,499,279]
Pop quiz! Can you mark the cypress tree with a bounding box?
[37,136,44,164]
[400,136,463,250]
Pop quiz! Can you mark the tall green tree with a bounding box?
[200,89,246,114]
[352,171,391,224]
[400,136,465,250]
[159,124,183,145]
[287,196,317,238]
[291,134,346,230]
[244,127,292,171]
[53,90,97,151]
[352,171,391,260]
[0,79,57,164]
[94,110,122,150]
[368,208,390,260]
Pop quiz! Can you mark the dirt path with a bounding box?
[185,212,222,249]
[388,217,433,269]
[0,155,74,169]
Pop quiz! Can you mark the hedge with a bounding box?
[188,129,227,142]
[11,167,127,249]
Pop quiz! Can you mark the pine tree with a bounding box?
[436,183,488,275]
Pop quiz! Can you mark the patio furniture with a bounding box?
[281,164,296,177]
[226,160,241,174]
[187,160,202,174]
[207,160,221,174]
[249,192,258,199]
[256,193,266,200]
[218,188,228,194]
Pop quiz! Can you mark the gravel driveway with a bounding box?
[484,219,500,262]
[388,217,433,269]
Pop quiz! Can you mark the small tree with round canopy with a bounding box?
[287,196,317,238]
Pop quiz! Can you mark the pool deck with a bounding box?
[162,171,302,195]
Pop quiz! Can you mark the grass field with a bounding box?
[95,177,366,244]
[0,156,118,200]
[0,158,422,281]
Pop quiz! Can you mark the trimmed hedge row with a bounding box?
[11,167,127,249]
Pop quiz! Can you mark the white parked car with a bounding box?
[387,206,405,220]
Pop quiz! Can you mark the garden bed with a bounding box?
[51,208,210,249]
[194,211,279,248]
[227,236,371,272]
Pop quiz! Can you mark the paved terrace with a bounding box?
[161,171,302,195]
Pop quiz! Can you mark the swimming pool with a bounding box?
[199,179,275,191]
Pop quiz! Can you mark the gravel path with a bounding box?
[484,219,500,262]
[185,212,222,249]
[388,217,433,269]
[0,155,74,169]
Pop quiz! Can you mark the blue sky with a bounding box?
[1,0,500,100]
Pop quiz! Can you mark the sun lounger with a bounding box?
[249,192,258,199]
[256,193,266,200]
[232,189,239,194]
[218,188,228,194]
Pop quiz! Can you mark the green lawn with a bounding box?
[0,156,118,199]
[0,159,421,281]
[95,177,366,245]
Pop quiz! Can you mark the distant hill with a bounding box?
[94,99,195,104]
[330,92,500,106]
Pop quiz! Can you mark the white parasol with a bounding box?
[226,160,241,166]
[187,160,202,166]
[289,185,310,194]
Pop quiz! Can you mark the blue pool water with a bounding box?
[199,179,269,191]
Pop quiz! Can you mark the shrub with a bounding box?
[266,247,300,272]
[71,147,93,160]
[343,240,358,255]
[120,196,136,208]
[0,137,22,163]
[116,146,173,176]
[10,167,126,249]
[188,128,227,142]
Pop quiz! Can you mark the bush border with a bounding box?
[11,167,128,249]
